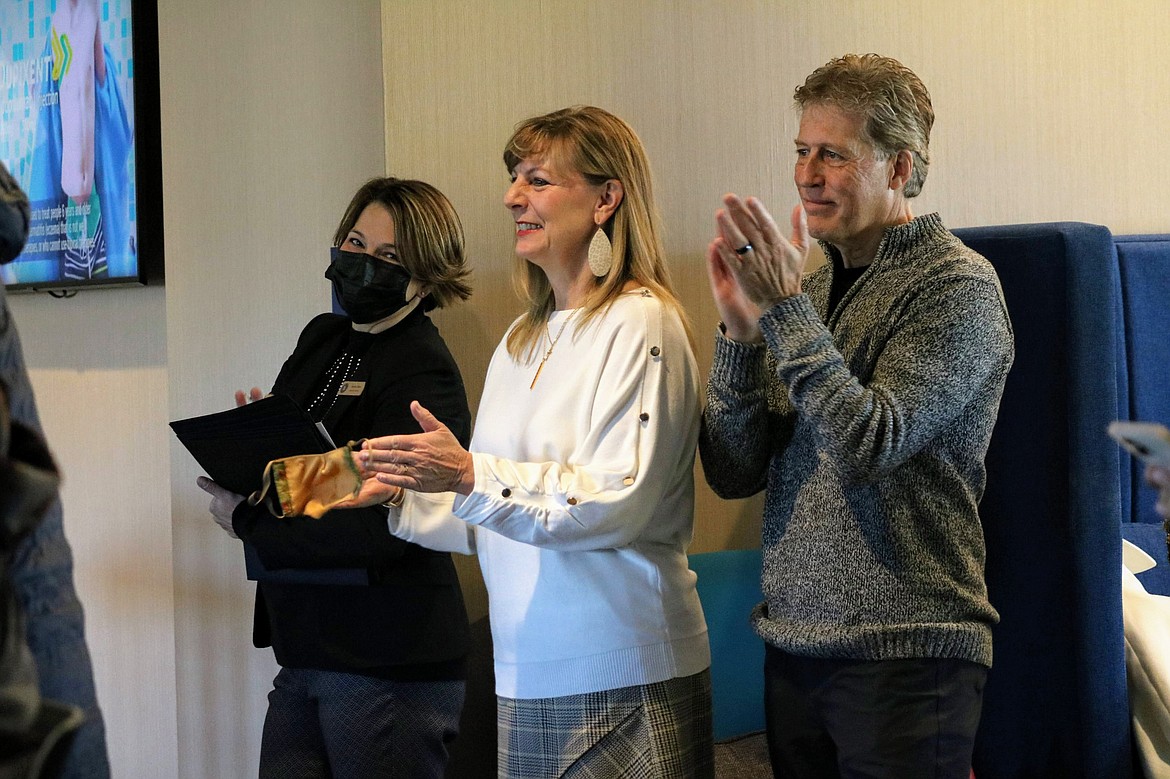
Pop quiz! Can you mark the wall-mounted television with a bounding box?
[0,0,163,293]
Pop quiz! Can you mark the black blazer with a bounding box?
[232,308,472,679]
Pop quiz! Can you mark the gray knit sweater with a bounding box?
[700,213,1013,667]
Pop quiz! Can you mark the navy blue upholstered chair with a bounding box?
[953,223,1131,778]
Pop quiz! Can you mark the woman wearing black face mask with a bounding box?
[197,177,473,778]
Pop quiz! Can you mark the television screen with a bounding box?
[0,0,162,292]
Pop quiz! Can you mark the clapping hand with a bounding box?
[234,387,264,407]
[707,194,809,342]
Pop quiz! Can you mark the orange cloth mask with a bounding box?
[249,441,363,519]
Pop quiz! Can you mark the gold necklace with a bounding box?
[530,312,575,389]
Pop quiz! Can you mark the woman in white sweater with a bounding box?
[352,106,712,778]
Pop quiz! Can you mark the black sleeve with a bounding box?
[232,499,407,570]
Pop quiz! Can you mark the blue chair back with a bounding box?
[689,548,765,741]
[953,223,1130,778]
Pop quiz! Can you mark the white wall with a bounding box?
[12,0,1170,775]
[160,1,385,776]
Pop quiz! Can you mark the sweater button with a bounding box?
[567,497,578,506]
[501,488,512,498]
[639,412,649,422]
[650,346,661,357]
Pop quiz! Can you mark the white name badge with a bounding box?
[338,381,366,397]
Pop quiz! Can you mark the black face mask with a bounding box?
[325,247,414,324]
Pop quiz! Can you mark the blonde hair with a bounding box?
[794,53,934,198]
[334,177,472,309]
[502,106,690,360]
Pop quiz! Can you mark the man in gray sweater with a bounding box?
[700,54,1013,778]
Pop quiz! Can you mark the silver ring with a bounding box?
[734,243,753,255]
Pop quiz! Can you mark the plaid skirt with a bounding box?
[497,669,714,779]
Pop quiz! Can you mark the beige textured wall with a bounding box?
[381,0,1170,617]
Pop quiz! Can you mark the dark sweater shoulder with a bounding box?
[877,214,998,281]
[808,214,1002,306]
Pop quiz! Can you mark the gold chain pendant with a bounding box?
[531,312,575,389]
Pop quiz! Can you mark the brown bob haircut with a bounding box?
[333,177,472,309]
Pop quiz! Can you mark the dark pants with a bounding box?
[259,666,465,779]
[763,646,986,779]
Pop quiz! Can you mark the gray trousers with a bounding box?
[259,666,465,779]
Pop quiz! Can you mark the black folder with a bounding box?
[171,395,367,585]
[169,394,334,495]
